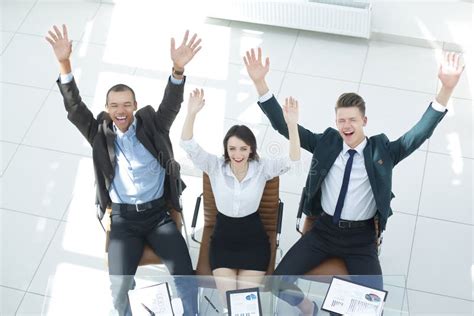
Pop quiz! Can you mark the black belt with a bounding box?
[111,197,166,213]
[320,212,373,229]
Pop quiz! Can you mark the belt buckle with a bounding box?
[135,203,148,212]
[338,220,350,229]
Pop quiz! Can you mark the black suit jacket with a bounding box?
[57,76,186,220]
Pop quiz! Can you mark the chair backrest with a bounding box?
[105,207,183,266]
[195,173,280,275]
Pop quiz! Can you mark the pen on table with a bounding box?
[141,302,155,316]
[204,295,219,313]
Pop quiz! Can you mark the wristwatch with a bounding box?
[172,67,184,76]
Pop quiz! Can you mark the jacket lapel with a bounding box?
[135,116,160,159]
[103,120,116,170]
[328,138,343,166]
[309,137,342,200]
[363,138,378,197]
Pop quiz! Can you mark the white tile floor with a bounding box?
[1,1,472,315]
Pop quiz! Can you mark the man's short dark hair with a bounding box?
[106,84,136,105]
[223,125,260,162]
[335,92,366,116]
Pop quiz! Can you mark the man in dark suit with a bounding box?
[46,24,202,316]
[244,47,464,315]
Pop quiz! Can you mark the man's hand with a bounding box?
[243,47,270,83]
[45,24,72,63]
[283,96,299,126]
[438,52,464,90]
[436,52,465,106]
[45,24,72,75]
[243,47,270,96]
[171,30,202,71]
[187,88,205,116]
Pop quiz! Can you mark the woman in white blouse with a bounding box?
[180,88,301,304]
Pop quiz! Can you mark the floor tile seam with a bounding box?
[403,147,429,308]
[14,210,61,314]
[0,207,62,223]
[11,143,92,159]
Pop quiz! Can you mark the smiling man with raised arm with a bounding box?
[244,47,464,315]
[46,24,202,316]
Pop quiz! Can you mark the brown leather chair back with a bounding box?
[195,173,280,276]
[105,207,183,266]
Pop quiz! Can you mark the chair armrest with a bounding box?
[276,199,284,248]
[296,187,306,235]
[102,208,112,252]
[191,193,203,244]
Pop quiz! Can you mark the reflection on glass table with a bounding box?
[41,274,408,315]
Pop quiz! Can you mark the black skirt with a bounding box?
[209,211,270,271]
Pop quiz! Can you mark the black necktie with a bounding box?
[333,149,357,224]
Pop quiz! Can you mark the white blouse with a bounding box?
[180,138,299,217]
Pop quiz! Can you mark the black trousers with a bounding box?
[273,212,383,306]
[108,201,197,315]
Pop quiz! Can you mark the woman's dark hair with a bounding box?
[223,125,259,162]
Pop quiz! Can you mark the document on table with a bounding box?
[322,277,387,316]
[128,282,174,316]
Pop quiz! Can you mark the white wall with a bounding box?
[371,0,472,49]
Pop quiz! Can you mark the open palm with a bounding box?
[283,97,299,126]
[187,88,205,115]
[171,30,202,69]
[45,24,72,62]
[438,52,464,90]
[243,47,270,82]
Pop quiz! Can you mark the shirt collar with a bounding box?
[224,160,256,181]
[113,117,136,138]
[342,137,367,157]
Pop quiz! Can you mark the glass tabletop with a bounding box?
[41,274,409,315]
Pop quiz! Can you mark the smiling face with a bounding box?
[223,125,259,168]
[334,92,367,148]
[336,106,367,148]
[226,136,252,168]
[106,89,137,133]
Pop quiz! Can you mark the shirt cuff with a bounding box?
[179,137,199,152]
[60,73,74,84]
[170,75,184,85]
[431,100,447,112]
[258,91,274,103]
[289,157,302,168]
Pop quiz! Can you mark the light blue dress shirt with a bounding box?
[109,119,166,204]
[59,73,184,204]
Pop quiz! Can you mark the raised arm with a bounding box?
[170,30,202,81]
[244,47,319,153]
[156,30,202,132]
[436,52,464,106]
[180,89,220,174]
[46,24,98,145]
[181,88,205,141]
[243,47,270,96]
[45,24,72,75]
[283,97,301,161]
[389,52,464,165]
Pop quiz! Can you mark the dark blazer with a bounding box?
[258,96,447,231]
[57,77,186,220]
